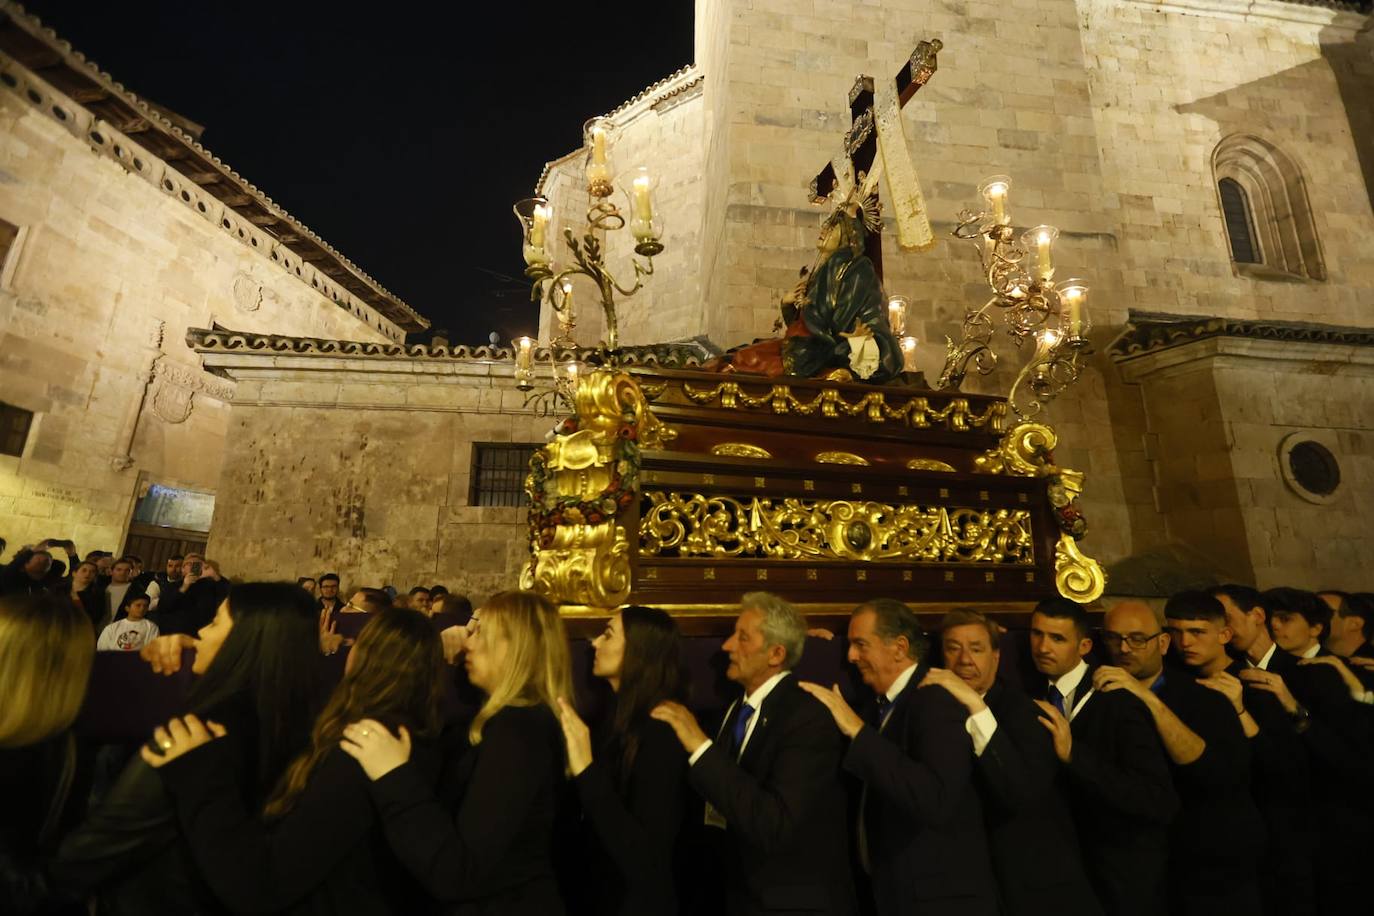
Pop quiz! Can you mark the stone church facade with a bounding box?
[0,6,426,559]
[4,0,1370,600]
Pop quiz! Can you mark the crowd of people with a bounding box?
[1,533,1371,916]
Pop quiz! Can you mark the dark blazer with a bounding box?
[975,680,1101,916]
[688,674,856,916]
[573,717,687,915]
[1048,670,1178,916]
[1154,675,1264,912]
[842,664,997,916]
[154,576,230,636]
[367,704,567,916]
[160,738,436,915]
[1226,658,1316,916]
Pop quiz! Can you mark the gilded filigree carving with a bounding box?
[1054,534,1105,603]
[640,492,1034,565]
[680,381,1008,433]
[711,443,773,459]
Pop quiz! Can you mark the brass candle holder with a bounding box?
[937,176,1093,420]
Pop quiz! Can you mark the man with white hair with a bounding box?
[654,592,856,916]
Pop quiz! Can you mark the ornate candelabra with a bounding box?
[513,117,665,360]
[511,335,586,417]
[937,175,1093,420]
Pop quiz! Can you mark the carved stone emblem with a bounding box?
[151,375,194,424]
[232,273,263,312]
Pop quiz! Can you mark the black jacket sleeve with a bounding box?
[976,690,1060,813]
[688,695,842,855]
[159,740,377,913]
[367,710,555,902]
[1065,693,1178,824]
[574,720,685,890]
[50,757,181,891]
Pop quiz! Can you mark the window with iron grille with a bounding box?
[470,443,538,507]
[1218,178,1259,264]
[0,402,33,457]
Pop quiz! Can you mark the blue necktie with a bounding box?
[872,696,892,728]
[1048,684,1066,716]
[730,702,755,756]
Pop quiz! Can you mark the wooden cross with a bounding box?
[808,39,942,280]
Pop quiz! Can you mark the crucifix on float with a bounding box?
[808,38,943,281]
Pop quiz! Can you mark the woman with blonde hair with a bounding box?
[0,593,94,914]
[342,589,574,915]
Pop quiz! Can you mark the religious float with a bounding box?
[512,39,1105,619]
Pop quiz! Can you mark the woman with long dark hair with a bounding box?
[141,607,445,914]
[53,582,323,914]
[556,605,689,915]
[0,593,93,915]
[65,560,103,634]
[340,589,573,915]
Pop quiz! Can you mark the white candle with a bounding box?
[1036,231,1053,279]
[632,175,654,222]
[591,125,607,165]
[515,336,534,371]
[1035,328,1061,358]
[530,204,549,249]
[888,296,907,336]
[900,335,919,373]
[560,281,575,326]
[987,182,1008,224]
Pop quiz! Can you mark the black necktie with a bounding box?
[1048,684,1066,716]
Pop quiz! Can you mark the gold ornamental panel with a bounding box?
[679,381,1008,433]
[815,451,869,466]
[906,458,957,472]
[1053,533,1106,603]
[640,492,1034,564]
[710,442,773,459]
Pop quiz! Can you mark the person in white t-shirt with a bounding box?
[97,593,159,652]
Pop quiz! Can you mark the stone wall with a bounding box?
[0,76,398,561]
[201,354,550,602]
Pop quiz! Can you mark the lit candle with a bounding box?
[564,361,580,385]
[560,281,575,327]
[591,125,607,165]
[1036,230,1053,279]
[887,296,908,336]
[900,335,919,373]
[1059,282,1088,337]
[515,336,534,371]
[530,204,550,249]
[632,175,654,222]
[1035,328,1062,358]
[986,181,1008,224]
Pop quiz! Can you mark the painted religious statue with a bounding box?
[707,190,903,383]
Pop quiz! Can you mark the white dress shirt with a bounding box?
[877,663,918,730]
[1248,643,1277,670]
[1301,643,1322,659]
[689,670,791,765]
[1049,659,1092,721]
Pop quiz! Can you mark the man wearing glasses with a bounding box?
[1097,599,1264,913]
[1028,597,1176,916]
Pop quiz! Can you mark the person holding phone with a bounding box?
[152,552,228,636]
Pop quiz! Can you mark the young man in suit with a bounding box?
[800,599,997,916]
[1196,586,1317,916]
[1316,591,1374,695]
[923,608,1101,916]
[1099,597,1264,914]
[1028,598,1177,916]
[653,592,856,916]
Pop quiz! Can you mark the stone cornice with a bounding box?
[0,2,427,334]
[1110,310,1374,381]
[1124,0,1370,37]
[1108,310,1374,361]
[186,327,710,370]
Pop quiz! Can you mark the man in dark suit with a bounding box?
[924,608,1101,916]
[653,592,856,916]
[1239,587,1374,915]
[1096,595,1264,914]
[1203,584,1317,916]
[1028,598,1177,916]
[1317,590,1374,693]
[800,599,997,916]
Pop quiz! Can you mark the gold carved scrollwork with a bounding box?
[1054,534,1105,603]
[973,422,1057,476]
[639,492,1034,565]
[680,382,1008,433]
[528,369,676,608]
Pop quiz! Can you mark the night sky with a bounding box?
[21,1,696,344]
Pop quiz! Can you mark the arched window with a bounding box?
[1212,135,1325,281]
[1217,178,1258,264]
